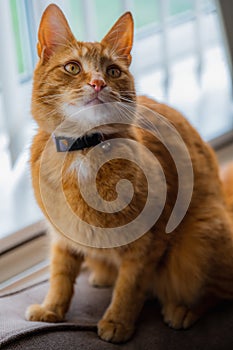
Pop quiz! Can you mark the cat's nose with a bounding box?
[89,78,106,92]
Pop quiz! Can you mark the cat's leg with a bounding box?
[97,256,153,343]
[26,242,83,322]
[162,296,219,329]
[85,256,118,288]
[159,270,209,330]
[157,211,233,329]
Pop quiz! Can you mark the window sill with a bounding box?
[0,221,49,288]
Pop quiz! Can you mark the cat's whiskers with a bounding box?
[32,93,66,101]
[32,109,59,123]
[32,96,67,105]
[119,96,135,104]
[33,80,58,87]
[118,102,163,139]
[118,90,137,94]
[32,90,78,104]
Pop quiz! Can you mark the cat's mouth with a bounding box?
[85,97,104,106]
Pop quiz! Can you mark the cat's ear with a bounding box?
[37,4,75,61]
[101,12,134,65]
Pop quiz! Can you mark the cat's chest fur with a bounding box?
[32,131,152,253]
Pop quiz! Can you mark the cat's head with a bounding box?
[32,4,136,136]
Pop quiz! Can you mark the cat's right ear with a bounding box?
[37,4,75,61]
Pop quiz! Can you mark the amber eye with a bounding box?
[107,66,121,78]
[64,62,81,75]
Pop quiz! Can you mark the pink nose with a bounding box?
[89,78,106,92]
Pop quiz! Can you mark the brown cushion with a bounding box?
[0,272,233,349]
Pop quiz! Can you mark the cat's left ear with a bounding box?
[101,12,134,65]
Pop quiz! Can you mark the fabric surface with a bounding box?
[0,272,233,350]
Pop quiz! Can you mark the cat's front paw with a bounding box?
[162,303,199,329]
[98,318,134,343]
[25,304,63,323]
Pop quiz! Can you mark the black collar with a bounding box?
[52,132,103,152]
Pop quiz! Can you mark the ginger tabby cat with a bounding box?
[26,4,233,343]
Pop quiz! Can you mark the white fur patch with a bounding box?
[69,154,91,181]
[60,102,121,138]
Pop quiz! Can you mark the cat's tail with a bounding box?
[221,163,233,214]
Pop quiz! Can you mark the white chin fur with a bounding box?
[58,102,133,138]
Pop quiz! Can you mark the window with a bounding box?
[0,0,232,278]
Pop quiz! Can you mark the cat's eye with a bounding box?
[64,62,81,75]
[107,66,121,78]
